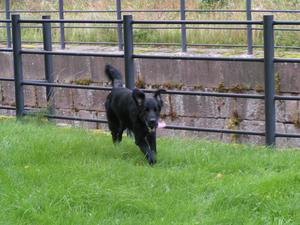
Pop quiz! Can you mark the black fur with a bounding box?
[105,64,165,165]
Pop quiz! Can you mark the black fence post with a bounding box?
[246,0,253,55]
[12,14,24,118]
[123,15,134,90]
[116,0,123,51]
[58,0,66,49]
[42,15,55,116]
[180,0,187,52]
[5,0,11,48]
[263,15,276,146]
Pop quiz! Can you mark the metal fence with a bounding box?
[0,14,300,146]
[1,0,300,54]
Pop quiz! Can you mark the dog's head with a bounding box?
[132,89,165,132]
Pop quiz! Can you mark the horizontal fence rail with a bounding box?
[19,19,123,24]
[0,13,300,147]
[21,49,124,57]
[1,9,300,14]
[141,89,265,99]
[2,24,300,31]
[133,53,264,62]
[132,20,263,25]
[22,80,112,91]
[0,105,16,110]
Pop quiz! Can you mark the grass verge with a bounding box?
[1,0,300,50]
[0,118,300,225]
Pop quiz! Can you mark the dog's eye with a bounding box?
[145,108,149,112]
[154,108,157,112]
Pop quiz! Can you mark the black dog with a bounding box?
[105,64,165,165]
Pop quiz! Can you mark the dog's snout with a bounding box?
[148,119,157,128]
[150,118,156,123]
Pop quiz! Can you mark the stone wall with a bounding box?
[1,52,300,147]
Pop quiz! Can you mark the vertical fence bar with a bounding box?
[58,0,66,49]
[12,15,24,118]
[42,15,55,116]
[246,0,253,55]
[263,15,276,146]
[5,0,11,48]
[180,0,187,52]
[123,15,134,90]
[116,0,123,51]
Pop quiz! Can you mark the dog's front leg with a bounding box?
[146,132,157,165]
[135,138,156,165]
[147,132,156,153]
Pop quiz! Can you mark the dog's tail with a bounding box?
[105,64,123,88]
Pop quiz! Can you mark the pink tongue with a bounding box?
[158,120,166,128]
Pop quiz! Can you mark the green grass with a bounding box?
[0,118,300,225]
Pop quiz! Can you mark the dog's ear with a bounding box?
[154,89,166,108]
[132,88,145,107]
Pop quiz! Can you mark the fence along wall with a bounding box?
[1,14,300,147]
[1,51,300,147]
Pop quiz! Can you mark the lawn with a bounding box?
[0,118,300,225]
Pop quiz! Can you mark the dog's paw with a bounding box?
[147,151,157,165]
[148,158,157,165]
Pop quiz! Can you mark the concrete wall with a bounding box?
[1,51,300,147]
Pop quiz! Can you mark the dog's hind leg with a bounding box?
[109,121,125,144]
[108,122,120,144]
[116,122,125,143]
[106,109,121,144]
